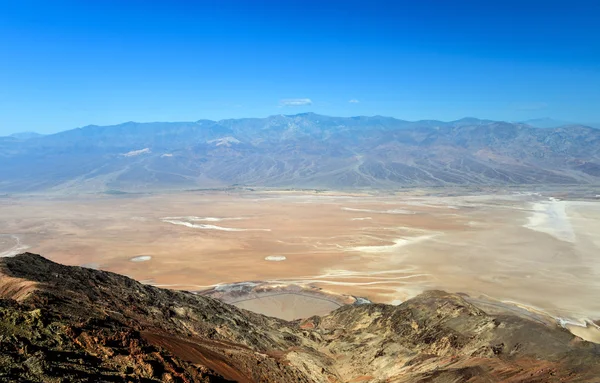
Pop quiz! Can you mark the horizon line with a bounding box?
[4,113,596,137]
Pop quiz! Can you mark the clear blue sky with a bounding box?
[1,0,599,134]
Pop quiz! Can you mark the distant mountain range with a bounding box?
[521,118,600,129]
[1,113,599,192]
[7,131,45,140]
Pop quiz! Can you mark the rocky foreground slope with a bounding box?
[0,253,599,382]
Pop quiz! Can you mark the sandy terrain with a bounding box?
[1,189,600,340]
[233,294,342,321]
[199,282,357,321]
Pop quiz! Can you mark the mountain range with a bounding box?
[1,113,600,192]
[522,118,600,129]
[1,253,599,382]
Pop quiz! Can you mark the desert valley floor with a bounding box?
[1,188,600,340]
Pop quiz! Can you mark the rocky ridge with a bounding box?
[0,253,599,382]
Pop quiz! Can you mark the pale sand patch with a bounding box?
[162,219,270,232]
[267,268,431,287]
[347,235,436,253]
[200,282,357,320]
[342,207,415,214]
[386,200,460,209]
[162,216,244,222]
[233,294,341,321]
[130,256,152,262]
[564,322,600,344]
[523,199,575,242]
[265,255,287,261]
[0,235,30,258]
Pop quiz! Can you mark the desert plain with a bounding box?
[1,188,600,340]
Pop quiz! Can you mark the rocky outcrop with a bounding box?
[1,253,599,382]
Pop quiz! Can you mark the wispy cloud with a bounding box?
[515,102,548,111]
[349,99,360,103]
[279,98,312,107]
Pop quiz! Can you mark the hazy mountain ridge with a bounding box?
[7,132,45,140]
[523,118,600,129]
[1,253,599,382]
[1,114,599,192]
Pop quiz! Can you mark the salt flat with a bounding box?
[1,189,599,340]
[0,235,30,257]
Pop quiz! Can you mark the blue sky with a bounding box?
[1,0,599,134]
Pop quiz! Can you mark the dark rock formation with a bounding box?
[1,253,599,382]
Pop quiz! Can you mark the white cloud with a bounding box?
[349,99,360,103]
[279,98,312,107]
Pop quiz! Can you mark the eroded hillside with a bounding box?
[0,253,599,382]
